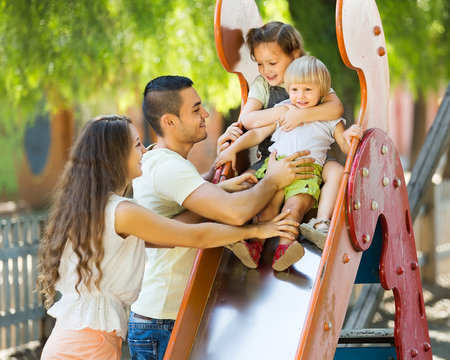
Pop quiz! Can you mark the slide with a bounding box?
[164,1,432,359]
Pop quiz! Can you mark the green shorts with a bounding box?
[255,157,323,205]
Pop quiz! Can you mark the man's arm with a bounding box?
[183,150,315,225]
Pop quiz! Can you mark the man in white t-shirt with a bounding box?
[127,75,315,360]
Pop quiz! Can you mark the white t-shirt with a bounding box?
[269,99,345,166]
[47,194,146,339]
[131,147,207,320]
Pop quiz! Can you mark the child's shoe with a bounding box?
[300,218,330,250]
[272,241,305,271]
[226,241,263,269]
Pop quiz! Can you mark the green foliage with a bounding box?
[288,0,362,115]
[0,0,448,195]
[0,0,241,194]
[287,0,449,102]
[377,0,449,97]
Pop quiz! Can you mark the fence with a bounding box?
[414,179,450,282]
[0,212,48,351]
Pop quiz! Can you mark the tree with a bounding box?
[1,0,448,195]
[0,0,241,194]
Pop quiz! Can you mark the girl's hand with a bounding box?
[253,209,299,240]
[343,124,363,146]
[217,122,243,154]
[219,173,259,192]
[279,105,305,132]
[214,147,238,170]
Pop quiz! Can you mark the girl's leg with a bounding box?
[272,193,315,271]
[227,189,284,268]
[300,161,344,249]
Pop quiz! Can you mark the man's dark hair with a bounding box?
[142,75,194,136]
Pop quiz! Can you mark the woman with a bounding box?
[38,115,298,359]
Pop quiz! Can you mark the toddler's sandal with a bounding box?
[300,218,330,250]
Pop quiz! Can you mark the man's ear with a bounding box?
[160,114,178,131]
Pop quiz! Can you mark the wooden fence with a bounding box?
[0,213,48,351]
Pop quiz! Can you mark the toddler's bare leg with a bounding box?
[317,161,344,222]
[279,193,315,245]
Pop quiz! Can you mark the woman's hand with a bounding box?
[252,209,299,240]
[218,173,258,192]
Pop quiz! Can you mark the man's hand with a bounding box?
[279,105,305,132]
[217,122,243,154]
[264,150,315,190]
[218,173,258,192]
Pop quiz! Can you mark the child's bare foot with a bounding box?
[300,218,330,250]
[272,241,304,271]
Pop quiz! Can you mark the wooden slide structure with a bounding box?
[164,0,433,359]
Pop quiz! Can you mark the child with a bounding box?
[38,115,300,359]
[236,21,346,251]
[218,56,363,271]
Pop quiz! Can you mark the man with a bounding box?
[127,75,314,360]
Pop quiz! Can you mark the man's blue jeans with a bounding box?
[127,311,175,360]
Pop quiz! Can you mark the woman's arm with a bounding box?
[115,201,299,248]
[279,92,345,132]
[240,98,288,130]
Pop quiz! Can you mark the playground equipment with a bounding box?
[164,0,433,359]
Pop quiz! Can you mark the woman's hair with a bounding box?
[37,115,133,308]
[284,56,331,98]
[246,21,307,60]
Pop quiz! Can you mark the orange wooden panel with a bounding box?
[296,0,391,358]
[214,0,262,103]
[336,0,390,132]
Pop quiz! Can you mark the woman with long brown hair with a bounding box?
[38,115,299,359]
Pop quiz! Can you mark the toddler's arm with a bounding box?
[279,92,345,132]
[334,122,364,154]
[215,123,276,170]
[240,98,289,130]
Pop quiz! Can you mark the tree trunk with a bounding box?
[410,89,427,168]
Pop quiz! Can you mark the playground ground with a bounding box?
[1,274,449,360]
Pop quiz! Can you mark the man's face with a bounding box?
[176,87,210,143]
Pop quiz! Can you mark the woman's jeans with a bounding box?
[127,311,175,360]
